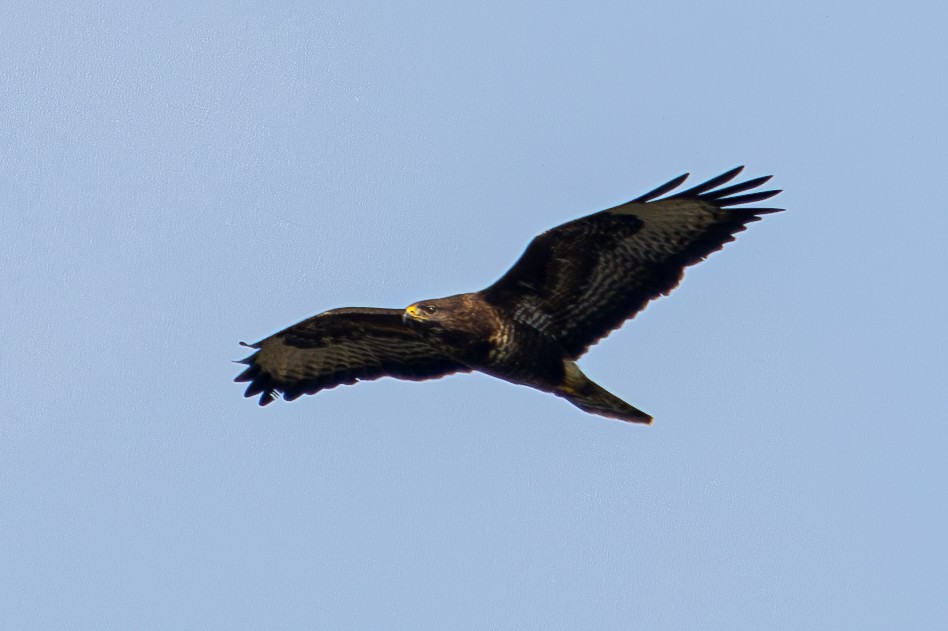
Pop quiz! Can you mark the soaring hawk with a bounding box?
[235,166,782,423]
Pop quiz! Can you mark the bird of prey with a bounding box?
[235,166,782,423]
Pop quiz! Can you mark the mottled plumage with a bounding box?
[235,166,782,423]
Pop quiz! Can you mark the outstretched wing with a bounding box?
[479,166,782,358]
[235,307,469,405]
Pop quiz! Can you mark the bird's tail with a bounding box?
[556,362,652,424]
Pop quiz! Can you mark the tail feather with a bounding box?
[557,363,652,424]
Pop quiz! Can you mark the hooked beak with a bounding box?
[404,304,423,322]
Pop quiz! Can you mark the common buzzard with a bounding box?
[235,166,782,423]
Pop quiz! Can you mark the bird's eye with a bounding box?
[424,305,437,314]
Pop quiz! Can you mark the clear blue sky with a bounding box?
[2,1,946,629]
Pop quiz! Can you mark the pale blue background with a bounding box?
[2,1,946,629]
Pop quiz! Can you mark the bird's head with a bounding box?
[403,295,470,330]
[404,301,447,327]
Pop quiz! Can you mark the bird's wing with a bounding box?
[234,307,470,405]
[479,167,782,358]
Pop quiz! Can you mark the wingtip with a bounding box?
[676,166,746,198]
[630,172,690,203]
[752,205,785,215]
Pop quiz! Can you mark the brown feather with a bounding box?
[235,308,468,405]
[479,168,782,358]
